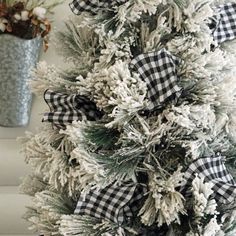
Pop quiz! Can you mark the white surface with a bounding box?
[0,1,72,234]
[0,187,32,234]
[0,139,29,186]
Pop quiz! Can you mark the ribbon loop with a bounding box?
[130,48,182,111]
[43,90,103,129]
[74,182,147,225]
[182,154,236,204]
[212,3,236,44]
[69,0,127,15]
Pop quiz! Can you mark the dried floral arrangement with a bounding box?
[0,0,62,47]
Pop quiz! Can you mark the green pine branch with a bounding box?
[84,124,120,150]
[60,215,122,236]
[95,147,145,183]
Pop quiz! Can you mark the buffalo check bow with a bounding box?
[74,182,147,225]
[182,154,236,204]
[130,48,182,111]
[211,3,236,44]
[69,0,127,15]
[43,90,103,129]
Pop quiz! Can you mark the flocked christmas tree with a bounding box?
[20,0,236,235]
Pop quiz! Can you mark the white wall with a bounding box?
[0,1,72,235]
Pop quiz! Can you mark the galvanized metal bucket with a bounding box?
[0,34,42,127]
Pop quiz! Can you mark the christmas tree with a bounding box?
[20,0,236,235]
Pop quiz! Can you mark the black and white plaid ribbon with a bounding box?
[182,154,236,204]
[211,3,236,44]
[43,90,103,129]
[69,0,127,15]
[74,182,146,225]
[130,48,182,111]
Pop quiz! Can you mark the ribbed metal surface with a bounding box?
[0,34,41,127]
